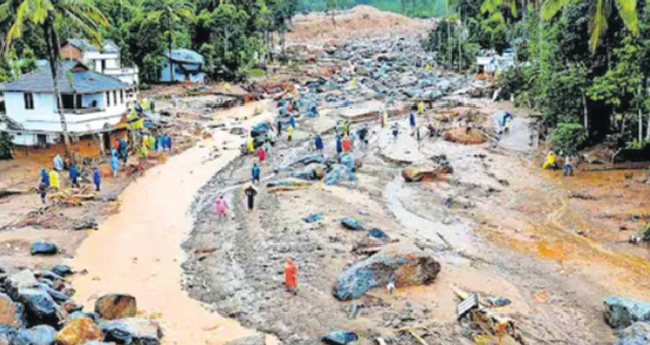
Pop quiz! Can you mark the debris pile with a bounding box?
[0,269,163,345]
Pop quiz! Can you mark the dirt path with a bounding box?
[69,100,275,344]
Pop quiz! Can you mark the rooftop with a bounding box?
[0,61,130,94]
[163,49,204,64]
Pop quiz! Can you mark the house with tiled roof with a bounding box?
[0,61,135,147]
[61,39,139,85]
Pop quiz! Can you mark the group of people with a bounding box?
[38,155,102,204]
[542,151,575,176]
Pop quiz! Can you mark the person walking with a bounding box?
[284,257,298,295]
[110,153,120,177]
[92,167,101,192]
[40,168,50,188]
[258,145,267,162]
[392,123,399,141]
[244,184,258,211]
[336,136,343,154]
[214,195,230,218]
[563,154,574,176]
[251,163,261,184]
[119,138,128,163]
[286,125,294,142]
[314,134,324,152]
[49,169,60,190]
[342,135,352,152]
[247,137,255,154]
[409,109,417,132]
[38,181,48,204]
[53,154,64,171]
[69,163,80,188]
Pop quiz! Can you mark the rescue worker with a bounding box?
[563,154,574,176]
[110,153,120,177]
[380,109,388,128]
[92,167,101,192]
[49,169,60,190]
[417,100,425,115]
[284,257,298,295]
[287,125,294,142]
[336,136,343,154]
[119,138,128,163]
[409,109,417,132]
[247,137,255,154]
[342,135,352,152]
[140,144,149,159]
[392,123,399,140]
[40,168,50,187]
[258,146,267,162]
[53,154,64,171]
[214,195,230,218]
[342,121,350,137]
[542,151,557,170]
[38,181,48,204]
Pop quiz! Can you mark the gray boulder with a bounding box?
[99,318,163,345]
[0,293,25,328]
[322,330,358,344]
[30,242,58,256]
[333,244,441,301]
[224,334,265,345]
[615,322,650,345]
[13,325,56,345]
[51,265,73,277]
[5,270,61,327]
[605,296,650,328]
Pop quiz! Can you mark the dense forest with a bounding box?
[0,0,299,84]
[422,0,650,152]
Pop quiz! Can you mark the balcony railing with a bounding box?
[63,107,103,115]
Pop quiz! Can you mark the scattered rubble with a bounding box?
[615,322,650,345]
[605,296,650,328]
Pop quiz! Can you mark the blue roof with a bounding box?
[163,49,204,64]
[0,61,130,93]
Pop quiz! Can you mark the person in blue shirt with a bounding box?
[109,154,120,177]
[336,136,343,154]
[409,110,416,131]
[69,164,80,188]
[92,167,101,192]
[251,163,261,184]
[40,168,50,187]
[314,135,323,152]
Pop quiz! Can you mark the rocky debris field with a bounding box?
[178,32,650,344]
[0,265,162,344]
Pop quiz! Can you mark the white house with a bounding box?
[0,61,136,147]
[158,49,205,83]
[60,39,139,85]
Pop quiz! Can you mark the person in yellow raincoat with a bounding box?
[417,101,425,115]
[246,137,255,154]
[141,98,149,111]
[148,135,155,150]
[286,125,294,142]
[49,170,60,189]
[425,64,431,71]
[351,76,357,88]
[542,151,556,170]
[140,144,149,158]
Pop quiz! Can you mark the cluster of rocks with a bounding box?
[0,268,162,345]
[604,296,650,344]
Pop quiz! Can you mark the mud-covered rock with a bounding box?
[99,318,163,345]
[340,217,363,231]
[0,292,25,328]
[55,317,103,345]
[224,334,265,345]
[615,322,650,345]
[291,164,325,180]
[321,330,359,344]
[13,325,56,345]
[52,265,73,277]
[30,242,58,256]
[94,294,137,320]
[5,270,61,327]
[333,244,441,300]
[0,324,17,345]
[605,296,650,328]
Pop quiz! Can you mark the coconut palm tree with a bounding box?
[0,0,108,155]
[540,0,639,50]
[142,0,195,83]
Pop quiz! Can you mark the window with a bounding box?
[120,90,124,104]
[113,91,117,106]
[24,93,34,110]
[106,91,110,107]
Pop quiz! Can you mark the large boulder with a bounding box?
[13,325,56,345]
[605,297,650,328]
[0,292,25,328]
[5,270,61,327]
[615,322,650,345]
[52,265,73,277]
[0,324,18,345]
[99,318,163,345]
[291,164,325,181]
[333,244,441,301]
[94,294,137,320]
[30,242,58,256]
[55,317,103,345]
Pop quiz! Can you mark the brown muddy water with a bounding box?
[69,100,278,344]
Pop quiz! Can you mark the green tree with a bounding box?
[541,0,639,50]
[142,0,195,83]
[0,0,107,155]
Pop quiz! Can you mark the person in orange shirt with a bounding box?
[342,135,352,152]
[285,257,297,295]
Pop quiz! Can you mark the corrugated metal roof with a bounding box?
[65,39,119,53]
[163,49,204,64]
[0,61,130,93]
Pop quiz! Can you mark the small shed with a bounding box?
[159,49,205,84]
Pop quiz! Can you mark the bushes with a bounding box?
[0,133,13,160]
[551,123,585,154]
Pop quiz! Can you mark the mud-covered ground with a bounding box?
[182,87,650,344]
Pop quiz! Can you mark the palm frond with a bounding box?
[615,0,639,35]
[589,0,608,50]
[6,0,29,50]
[541,0,568,20]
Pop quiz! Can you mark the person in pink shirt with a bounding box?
[214,195,230,218]
[258,145,267,162]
